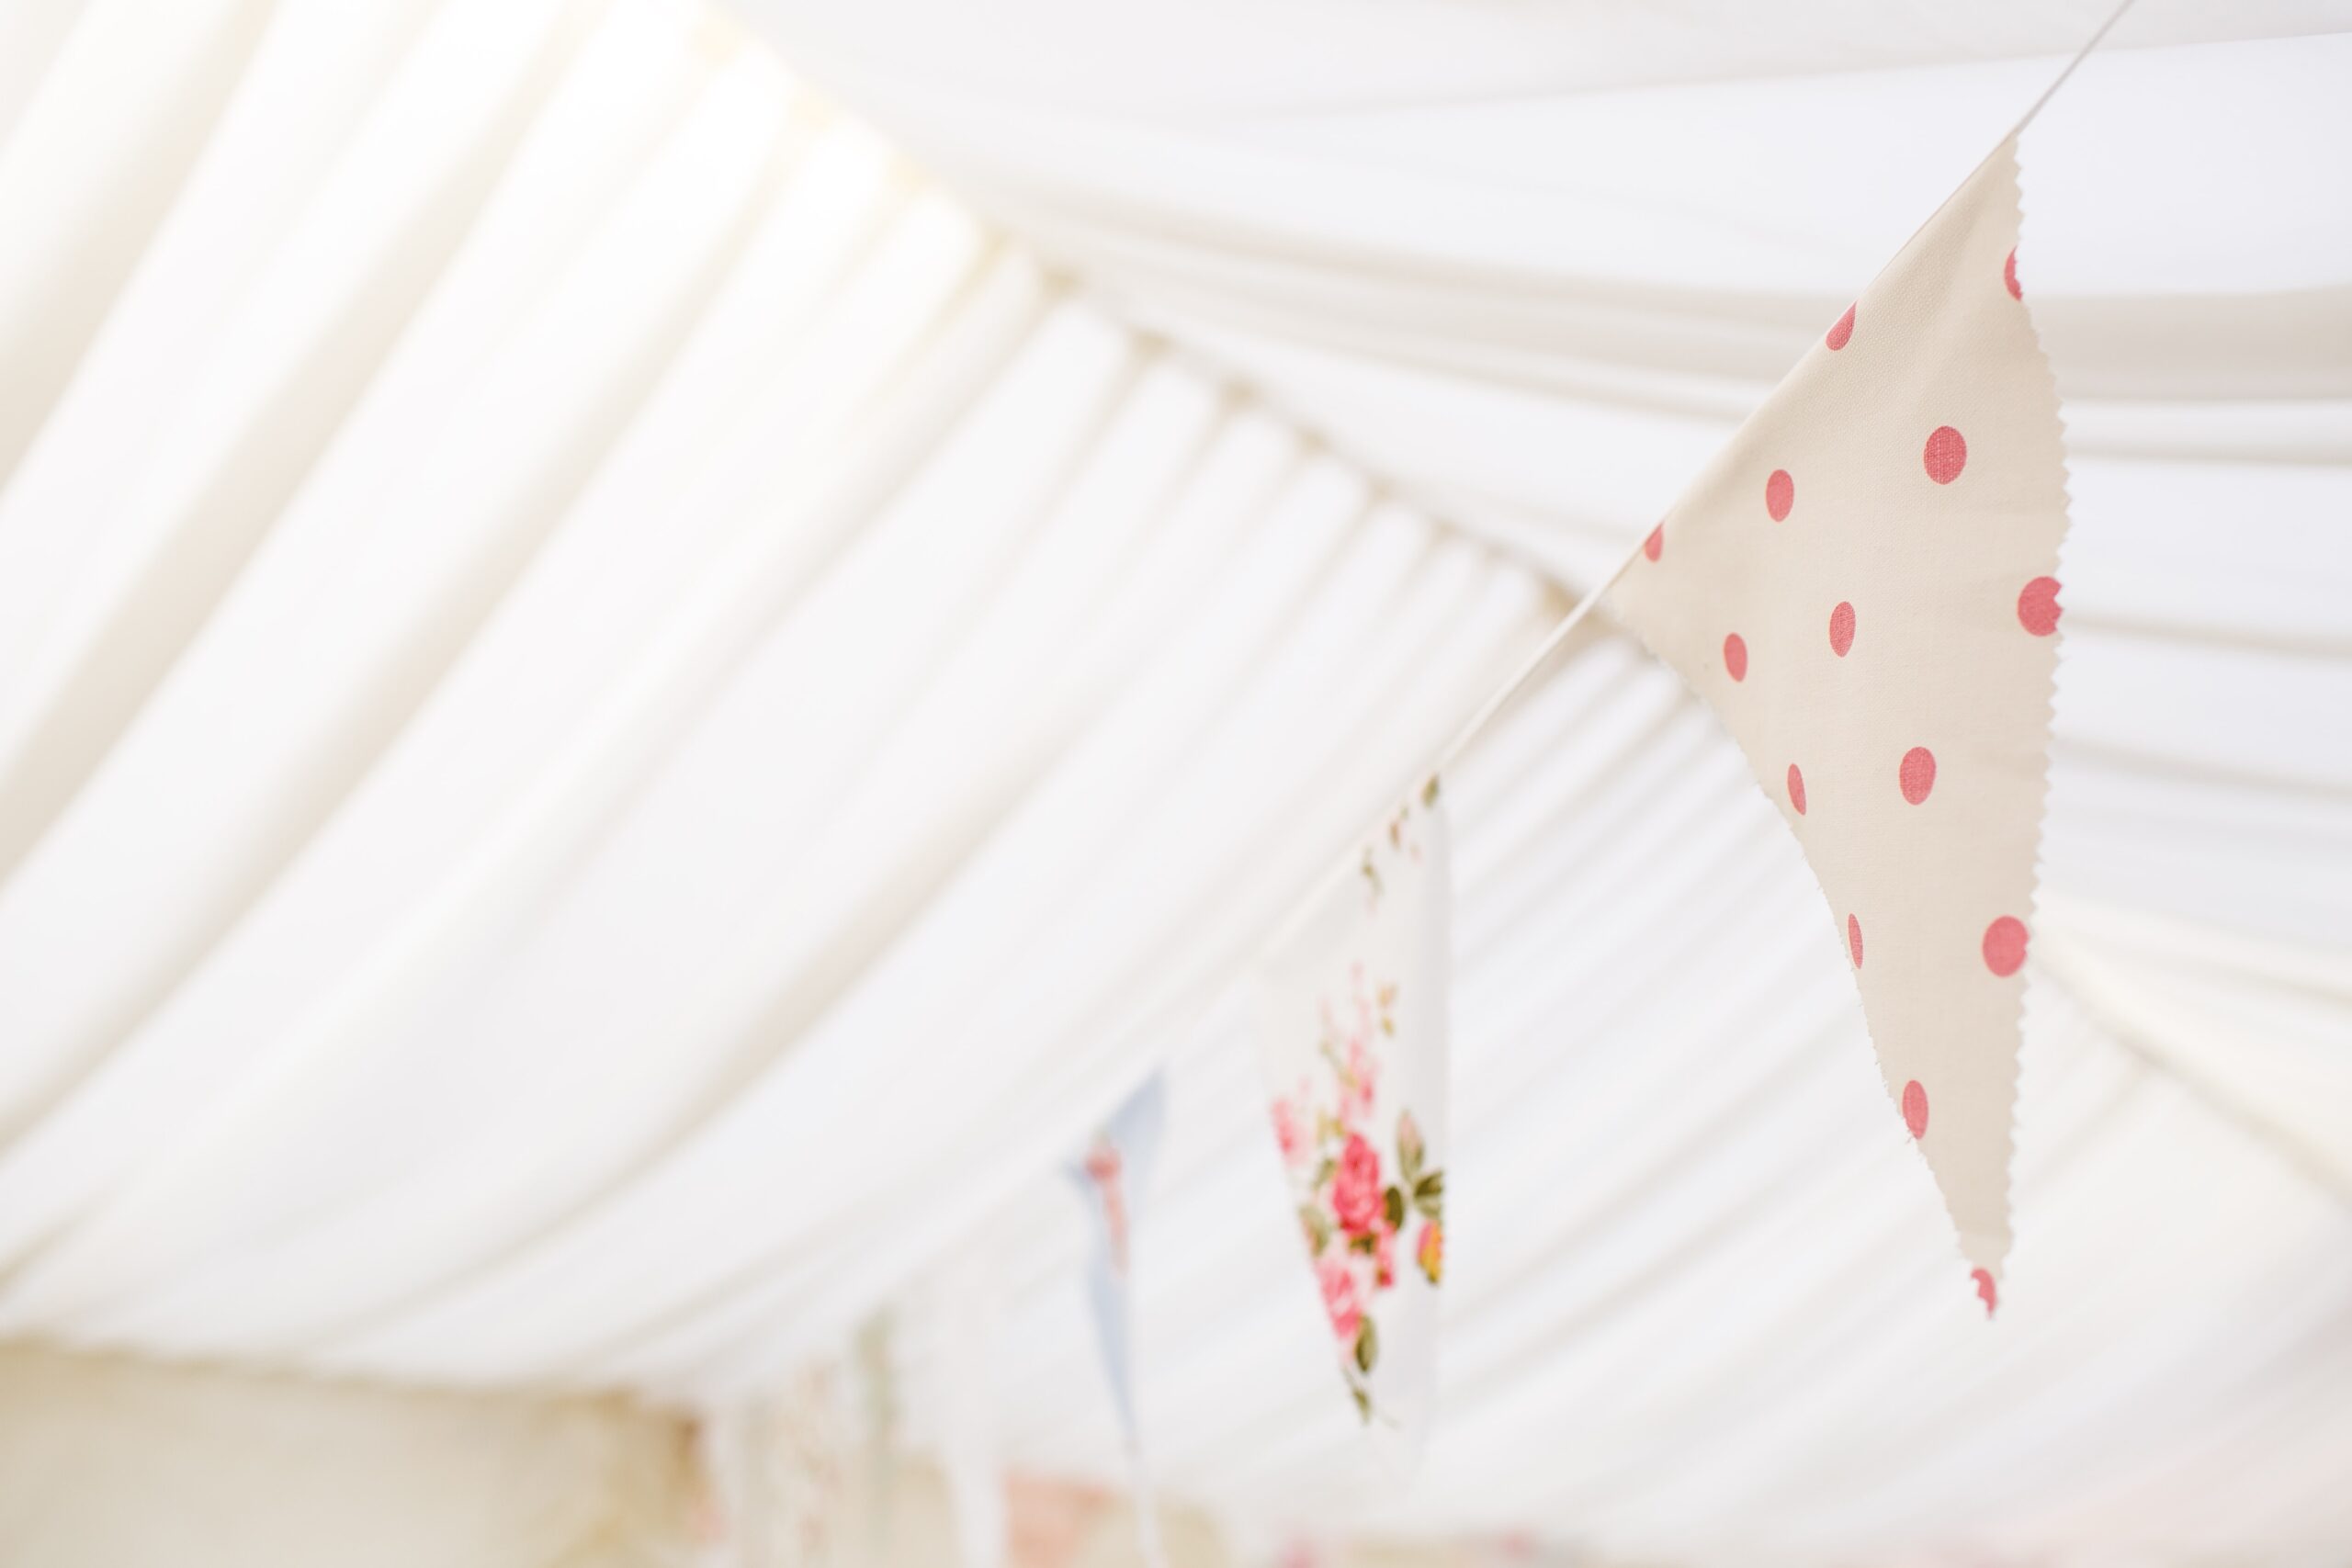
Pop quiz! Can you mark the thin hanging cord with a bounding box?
[2009,0,2140,141]
[1430,531,1648,779]
[1260,531,1646,956]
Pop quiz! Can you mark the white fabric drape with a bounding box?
[0,0,1548,1382]
[1,0,2347,1564]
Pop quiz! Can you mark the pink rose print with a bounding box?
[1266,812,1447,1424]
[1271,1095,1309,1168]
[1081,1138,1128,1275]
[1340,1032,1378,1127]
[1317,1254,1363,1343]
[1330,1133,1384,1236]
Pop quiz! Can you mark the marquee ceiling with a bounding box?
[0,0,2346,1560]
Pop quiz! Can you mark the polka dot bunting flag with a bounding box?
[1610,139,2067,1306]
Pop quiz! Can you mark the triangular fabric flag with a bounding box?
[1609,137,2067,1307]
[1064,1074,1167,1449]
[1064,1074,1170,1567]
[1254,781,1450,1462]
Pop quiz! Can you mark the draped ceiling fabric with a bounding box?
[0,0,2347,1565]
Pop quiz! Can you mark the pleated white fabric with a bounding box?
[0,0,1551,1382]
[1,0,2348,1564]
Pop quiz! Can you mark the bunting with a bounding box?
[1609,138,2069,1303]
[1254,782,1451,1461]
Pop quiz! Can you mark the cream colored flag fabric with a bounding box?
[1610,139,2066,1306]
[1255,782,1450,1463]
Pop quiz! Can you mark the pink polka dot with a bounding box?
[1983,915,2029,976]
[1828,600,1855,657]
[1847,914,1863,969]
[1826,305,1855,351]
[1723,633,1747,682]
[1643,525,1663,562]
[1765,469,1794,522]
[1787,763,1806,816]
[1973,1268,1999,1316]
[2018,576,2062,636]
[1899,746,1937,805]
[1901,1080,1928,1139]
[1924,426,1968,484]
[2005,248,2022,301]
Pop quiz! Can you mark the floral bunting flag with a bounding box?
[1255,780,1450,1461]
[1609,138,2068,1308]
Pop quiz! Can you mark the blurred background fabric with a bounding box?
[0,0,2346,1562]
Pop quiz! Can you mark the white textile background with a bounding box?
[0,0,2346,1562]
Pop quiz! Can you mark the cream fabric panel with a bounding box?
[0,1344,696,1568]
